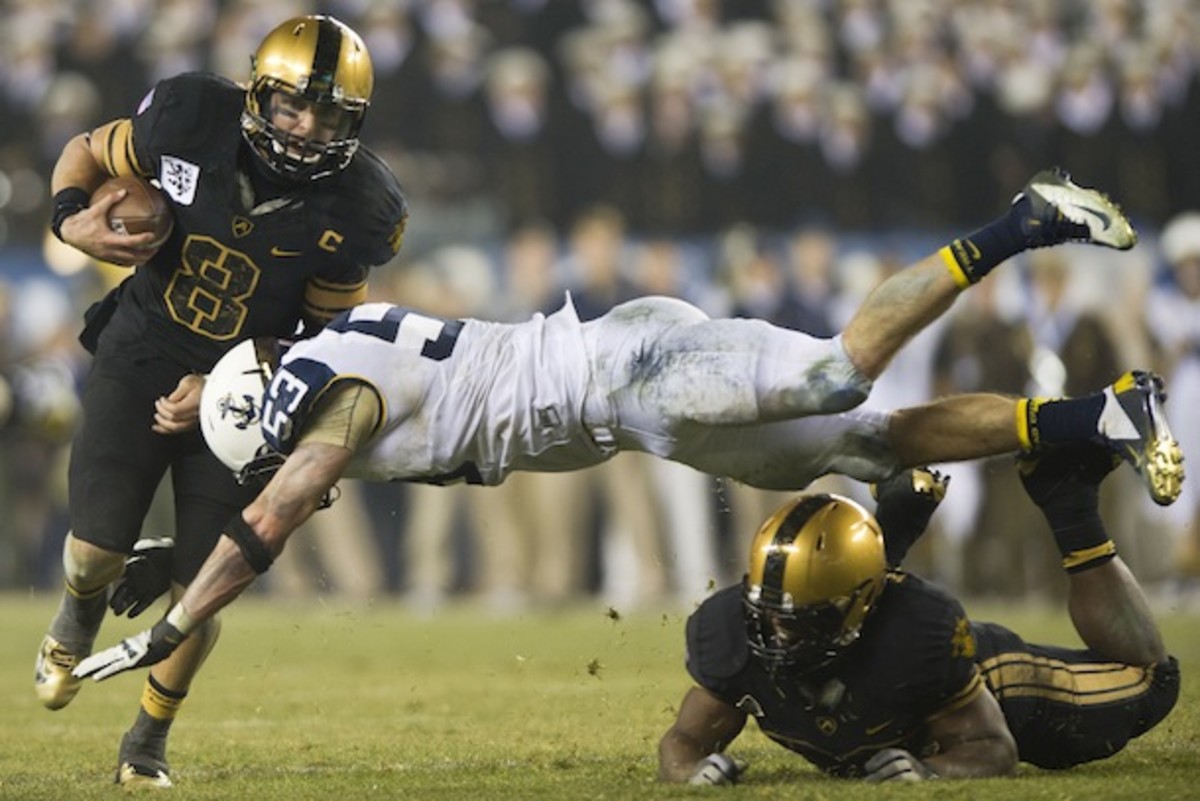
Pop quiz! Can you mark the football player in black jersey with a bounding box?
[37,15,407,789]
[659,446,1179,784]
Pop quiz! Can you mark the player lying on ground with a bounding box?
[73,168,1184,682]
[659,447,1179,784]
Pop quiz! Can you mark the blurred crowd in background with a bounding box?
[1,0,1199,610]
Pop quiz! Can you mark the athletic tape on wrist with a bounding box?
[225,514,274,574]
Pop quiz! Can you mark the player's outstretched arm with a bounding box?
[658,686,748,784]
[73,440,354,682]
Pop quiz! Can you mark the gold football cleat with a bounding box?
[117,762,173,791]
[1102,371,1185,506]
[34,635,84,710]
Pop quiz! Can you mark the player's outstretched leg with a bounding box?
[845,168,1136,381]
[1022,371,1185,506]
[943,166,1137,286]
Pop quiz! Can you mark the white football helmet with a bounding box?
[200,338,283,483]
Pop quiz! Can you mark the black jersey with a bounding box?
[685,575,980,777]
[94,72,408,372]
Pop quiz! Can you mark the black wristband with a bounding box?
[50,187,91,241]
[225,513,275,575]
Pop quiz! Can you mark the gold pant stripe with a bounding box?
[980,652,1155,705]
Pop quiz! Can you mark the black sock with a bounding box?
[1020,394,1105,451]
[1035,484,1116,573]
[940,199,1029,286]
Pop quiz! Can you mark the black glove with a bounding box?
[863,748,937,782]
[110,536,174,617]
[688,753,746,786]
[72,616,188,681]
[871,468,948,567]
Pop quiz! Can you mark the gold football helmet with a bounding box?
[242,15,373,181]
[743,493,887,675]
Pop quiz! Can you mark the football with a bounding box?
[91,175,173,248]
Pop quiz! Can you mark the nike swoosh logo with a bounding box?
[964,239,981,260]
[1121,442,1144,471]
[1076,204,1112,229]
[271,246,302,257]
[865,720,893,735]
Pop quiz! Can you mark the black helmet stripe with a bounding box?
[761,494,832,598]
[310,17,344,96]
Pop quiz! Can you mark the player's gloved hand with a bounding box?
[871,468,948,567]
[688,753,746,786]
[72,617,188,681]
[863,748,937,782]
[109,536,174,617]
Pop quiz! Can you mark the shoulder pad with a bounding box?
[261,356,337,455]
[686,586,750,683]
[319,147,409,266]
[133,73,244,167]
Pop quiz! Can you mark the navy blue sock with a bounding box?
[1023,394,1106,450]
[940,198,1029,286]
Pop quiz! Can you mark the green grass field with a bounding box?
[2,592,1198,800]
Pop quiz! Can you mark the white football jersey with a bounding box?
[262,294,897,492]
[262,299,610,485]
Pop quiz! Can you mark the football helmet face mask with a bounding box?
[200,338,285,486]
[743,494,887,677]
[242,15,373,182]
